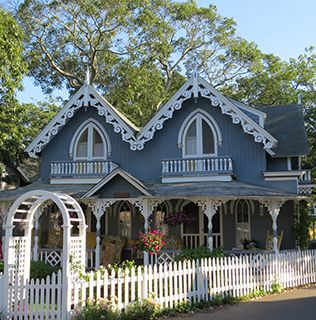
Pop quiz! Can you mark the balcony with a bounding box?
[50,160,118,184]
[298,169,315,195]
[161,156,234,183]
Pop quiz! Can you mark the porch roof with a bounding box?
[0,182,94,201]
[146,180,303,199]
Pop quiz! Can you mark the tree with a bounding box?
[15,0,263,126]
[0,6,26,103]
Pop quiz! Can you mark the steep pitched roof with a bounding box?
[256,105,309,157]
[26,82,139,157]
[26,74,278,157]
[83,168,151,198]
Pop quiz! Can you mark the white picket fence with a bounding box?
[71,250,316,311]
[2,250,316,319]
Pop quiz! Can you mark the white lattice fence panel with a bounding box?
[9,237,27,284]
[70,237,84,265]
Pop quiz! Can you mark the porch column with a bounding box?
[203,199,223,251]
[32,209,40,261]
[261,199,285,254]
[90,199,115,269]
[94,200,102,268]
[132,199,151,265]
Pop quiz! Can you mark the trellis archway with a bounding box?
[2,190,87,319]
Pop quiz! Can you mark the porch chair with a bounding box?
[101,236,127,266]
[265,230,283,251]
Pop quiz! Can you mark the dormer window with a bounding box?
[70,119,111,160]
[179,109,221,158]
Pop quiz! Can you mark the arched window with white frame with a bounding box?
[178,109,222,158]
[70,119,111,160]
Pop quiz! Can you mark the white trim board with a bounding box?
[26,74,278,157]
[83,168,151,198]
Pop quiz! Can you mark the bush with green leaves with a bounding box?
[174,246,224,262]
[120,298,160,320]
[30,260,59,280]
[73,298,119,320]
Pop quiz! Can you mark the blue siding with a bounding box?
[40,96,297,193]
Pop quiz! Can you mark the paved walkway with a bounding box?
[168,286,316,320]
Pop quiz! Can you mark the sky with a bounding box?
[17,0,316,104]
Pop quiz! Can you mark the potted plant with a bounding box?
[164,211,191,226]
[240,238,258,250]
[138,229,165,255]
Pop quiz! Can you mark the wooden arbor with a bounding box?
[2,190,86,319]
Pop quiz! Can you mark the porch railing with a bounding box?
[161,156,233,176]
[182,233,221,249]
[50,160,118,177]
[299,169,312,183]
[38,248,95,269]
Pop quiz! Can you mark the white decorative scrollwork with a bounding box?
[27,75,277,157]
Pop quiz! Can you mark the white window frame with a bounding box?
[178,109,221,158]
[235,200,251,248]
[69,118,111,160]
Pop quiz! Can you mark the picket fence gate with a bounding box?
[2,250,316,319]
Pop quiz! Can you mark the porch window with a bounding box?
[183,113,217,157]
[235,200,251,247]
[118,202,132,240]
[72,120,109,160]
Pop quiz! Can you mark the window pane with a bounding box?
[185,120,197,155]
[93,128,104,157]
[76,128,88,158]
[202,119,214,154]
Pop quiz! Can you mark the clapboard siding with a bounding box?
[41,97,268,184]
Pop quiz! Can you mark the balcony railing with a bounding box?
[299,170,312,183]
[161,156,233,176]
[50,160,118,177]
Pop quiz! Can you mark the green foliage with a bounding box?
[73,298,119,320]
[174,246,224,262]
[293,202,313,250]
[30,261,59,280]
[120,298,160,320]
[0,260,3,273]
[0,7,27,102]
[271,280,283,294]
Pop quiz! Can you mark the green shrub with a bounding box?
[73,299,118,320]
[0,260,3,273]
[30,261,59,280]
[120,298,160,320]
[174,246,224,262]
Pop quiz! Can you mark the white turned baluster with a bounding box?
[178,160,182,173]
[224,158,227,171]
[228,158,233,171]
[219,158,223,171]
[211,159,215,171]
[202,159,206,171]
[215,158,218,171]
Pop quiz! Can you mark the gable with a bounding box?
[26,74,278,157]
[26,82,139,157]
[83,168,151,198]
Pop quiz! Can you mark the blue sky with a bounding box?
[17,0,316,103]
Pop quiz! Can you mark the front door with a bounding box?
[181,202,221,249]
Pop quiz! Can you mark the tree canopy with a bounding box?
[1,0,315,178]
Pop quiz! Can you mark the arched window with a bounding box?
[118,201,132,240]
[70,119,110,160]
[235,200,251,247]
[178,109,221,158]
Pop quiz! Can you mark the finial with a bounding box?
[192,60,199,99]
[297,93,302,105]
[85,67,90,85]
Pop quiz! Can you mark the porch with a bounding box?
[32,194,297,269]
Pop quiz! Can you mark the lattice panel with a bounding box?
[70,237,84,265]
[9,237,27,285]
[46,250,62,267]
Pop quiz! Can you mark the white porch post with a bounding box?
[33,209,40,261]
[261,199,285,254]
[202,199,223,251]
[94,200,102,269]
[132,199,151,265]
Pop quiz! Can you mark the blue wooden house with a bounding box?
[0,72,314,267]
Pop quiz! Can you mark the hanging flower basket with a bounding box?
[138,229,165,255]
[164,211,191,226]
